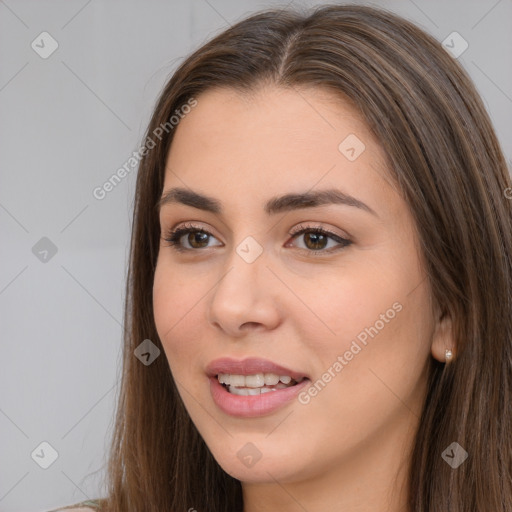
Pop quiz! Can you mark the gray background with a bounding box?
[0,0,510,511]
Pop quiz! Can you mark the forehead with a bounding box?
[162,85,394,215]
[167,84,375,154]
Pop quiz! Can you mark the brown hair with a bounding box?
[96,4,512,511]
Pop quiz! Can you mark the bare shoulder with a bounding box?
[46,502,101,512]
[50,508,97,512]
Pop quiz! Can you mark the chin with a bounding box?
[205,435,314,484]
[219,457,305,484]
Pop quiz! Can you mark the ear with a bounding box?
[430,307,456,363]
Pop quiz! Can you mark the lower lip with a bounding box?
[209,376,310,418]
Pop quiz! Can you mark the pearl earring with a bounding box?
[445,349,453,363]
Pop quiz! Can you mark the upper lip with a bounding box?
[206,357,309,381]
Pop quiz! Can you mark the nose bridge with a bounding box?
[217,214,269,287]
[207,237,279,332]
[214,239,268,304]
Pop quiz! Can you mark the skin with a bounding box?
[153,84,455,512]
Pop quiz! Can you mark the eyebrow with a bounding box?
[157,187,378,217]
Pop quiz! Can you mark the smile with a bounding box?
[206,357,310,417]
[218,373,305,395]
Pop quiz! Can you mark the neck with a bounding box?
[241,406,418,512]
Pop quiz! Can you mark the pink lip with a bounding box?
[205,357,308,381]
[206,357,310,418]
[209,376,310,418]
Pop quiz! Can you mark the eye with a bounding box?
[286,223,352,255]
[162,222,221,252]
[162,222,352,255]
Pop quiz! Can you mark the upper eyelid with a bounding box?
[164,221,348,238]
[289,222,349,239]
[164,226,351,258]
[164,222,350,247]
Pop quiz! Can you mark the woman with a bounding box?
[50,3,512,511]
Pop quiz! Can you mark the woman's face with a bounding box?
[153,85,452,488]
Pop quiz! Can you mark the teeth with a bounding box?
[229,387,261,396]
[245,374,265,387]
[217,373,299,388]
[228,385,286,396]
[229,374,245,387]
[264,373,280,385]
[229,386,277,396]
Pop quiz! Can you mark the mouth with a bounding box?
[205,356,309,381]
[206,357,310,417]
[217,373,306,396]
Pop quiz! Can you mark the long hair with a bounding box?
[97,4,512,511]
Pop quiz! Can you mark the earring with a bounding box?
[445,349,453,363]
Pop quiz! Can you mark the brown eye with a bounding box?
[302,231,329,250]
[163,224,222,252]
[288,225,352,255]
[186,231,210,248]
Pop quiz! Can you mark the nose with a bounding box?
[207,250,282,337]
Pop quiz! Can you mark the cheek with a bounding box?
[297,256,432,425]
[296,254,406,354]
[297,240,430,388]
[152,264,205,370]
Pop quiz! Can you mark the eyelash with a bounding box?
[162,222,352,256]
